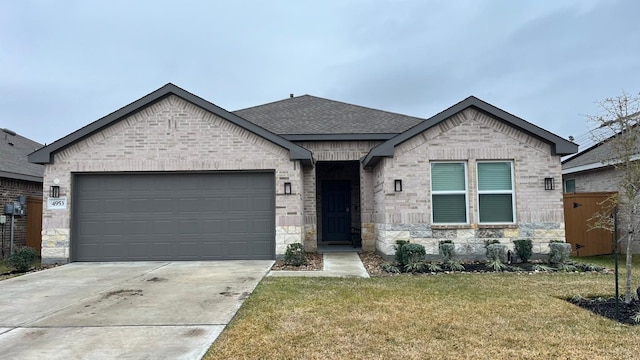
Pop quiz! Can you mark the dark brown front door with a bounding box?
[322,180,351,242]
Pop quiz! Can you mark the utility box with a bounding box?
[3,202,26,216]
[0,215,6,224]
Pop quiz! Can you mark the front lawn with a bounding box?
[206,255,640,359]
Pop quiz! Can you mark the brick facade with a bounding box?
[373,108,566,258]
[0,177,42,256]
[39,93,569,262]
[41,96,304,263]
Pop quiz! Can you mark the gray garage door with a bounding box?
[72,172,275,261]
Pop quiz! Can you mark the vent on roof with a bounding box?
[290,94,294,98]
[1,128,16,136]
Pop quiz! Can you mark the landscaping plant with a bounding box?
[438,240,464,271]
[284,243,306,266]
[485,243,508,271]
[394,241,426,272]
[513,239,533,263]
[6,247,38,273]
[548,241,572,265]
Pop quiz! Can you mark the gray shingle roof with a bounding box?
[234,95,425,135]
[0,128,44,181]
[562,134,640,170]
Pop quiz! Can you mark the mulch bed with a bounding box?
[568,296,640,325]
[271,253,323,271]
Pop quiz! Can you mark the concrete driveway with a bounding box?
[0,261,273,360]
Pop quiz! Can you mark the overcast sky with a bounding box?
[1,0,638,149]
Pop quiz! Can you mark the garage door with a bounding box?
[72,172,275,261]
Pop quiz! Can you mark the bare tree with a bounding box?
[588,91,640,303]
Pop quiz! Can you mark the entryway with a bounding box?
[316,161,361,248]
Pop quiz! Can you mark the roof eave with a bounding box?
[362,96,578,168]
[28,83,314,166]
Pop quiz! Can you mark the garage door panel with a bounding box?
[72,172,275,261]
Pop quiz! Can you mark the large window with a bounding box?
[477,161,515,223]
[431,162,468,224]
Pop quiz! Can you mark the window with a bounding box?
[431,162,468,224]
[477,161,515,223]
[564,179,576,193]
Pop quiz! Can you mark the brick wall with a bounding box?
[0,177,43,257]
[373,108,566,258]
[41,95,304,263]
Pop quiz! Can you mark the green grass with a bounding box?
[205,255,640,360]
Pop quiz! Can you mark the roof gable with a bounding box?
[234,95,425,138]
[28,84,313,166]
[362,96,578,168]
[1,128,44,182]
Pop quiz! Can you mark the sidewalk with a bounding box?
[268,252,369,278]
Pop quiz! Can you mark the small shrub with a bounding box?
[283,243,306,266]
[394,240,410,264]
[426,262,442,272]
[575,263,605,272]
[395,242,426,267]
[438,240,456,262]
[443,260,465,271]
[485,244,508,272]
[632,311,640,324]
[404,262,425,273]
[513,239,533,263]
[532,264,554,272]
[381,263,401,274]
[548,242,572,265]
[557,263,577,272]
[6,247,38,273]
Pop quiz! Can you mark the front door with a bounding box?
[322,180,351,242]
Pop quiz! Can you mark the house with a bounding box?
[562,132,640,253]
[28,84,578,264]
[1,128,44,256]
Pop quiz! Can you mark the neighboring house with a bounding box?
[29,84,577,264]
[1,128,44,256]
[562,133,640,253]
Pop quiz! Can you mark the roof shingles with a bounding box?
[0,129,44,181]
[234,95,425,135]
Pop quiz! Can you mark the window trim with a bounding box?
[564,179,576,193]
[430,161,469,225]
[476,161,516,225]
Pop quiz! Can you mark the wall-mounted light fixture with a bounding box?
[544,177,554,191]
[394,179,402,192]
[284,182,292,195]
[50,185,60,198]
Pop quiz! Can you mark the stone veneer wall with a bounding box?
[41,95,304,263]
[373,108,566,258]
[296,141,381,251]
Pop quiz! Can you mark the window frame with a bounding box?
[564,179,576,193]
[476,161,516,225]
[430,161,469,225]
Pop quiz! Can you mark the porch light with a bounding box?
[284,182,292,195]
[50,185,60,198]
[544,177,554,191]
[394,179,402,192]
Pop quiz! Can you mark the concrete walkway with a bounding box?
[268,252,369,278]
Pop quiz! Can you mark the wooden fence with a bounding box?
[563,192,616,257]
